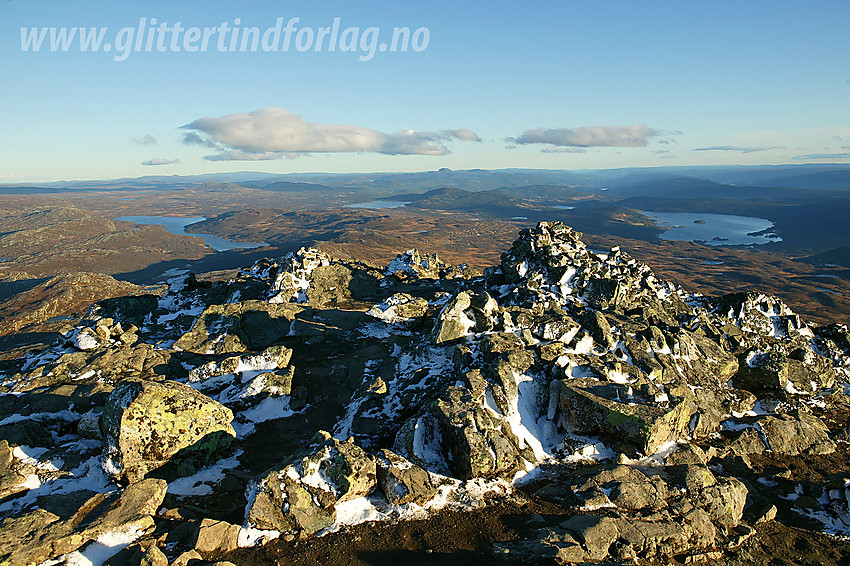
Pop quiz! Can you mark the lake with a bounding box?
[642,211,781,246]
[116,216,269,252]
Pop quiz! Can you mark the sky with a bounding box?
[1,0,849,182]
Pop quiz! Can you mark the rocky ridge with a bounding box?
[1,221,849,565]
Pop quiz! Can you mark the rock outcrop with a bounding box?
[2,221,850,565]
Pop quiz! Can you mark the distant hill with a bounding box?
[611,177,843,203]
[324,168,604,192]
[403,187,524,211]
[806,246,850,268]
[490,184,598,202]
[247,180,338,192]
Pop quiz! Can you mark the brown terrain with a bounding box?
[1,183,849,364]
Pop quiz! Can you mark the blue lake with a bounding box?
[642,211,781,246]
[116,216,268,252]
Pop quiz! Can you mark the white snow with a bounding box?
[412,417,448,474]
[331,496,390,526]
[167,451,243,496]
[620,440,681,467]
[567,334,595,355]
[73,330,100,351]
[157,304,204,324]
[564,441,616,463]
[298,452,337,495]
[58,526,145,566]
[606,369,633,384]
[498,375,556,465]
[0,409,81,427]
[242,396,295,423]
[319,477,513,535]
[238,526,280,547]
[12,445,50,466]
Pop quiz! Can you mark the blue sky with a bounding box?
[1,0,848,181]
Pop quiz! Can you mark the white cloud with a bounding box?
[182,107,480,160]
[693,145,783,153]
[142,157,180,166]
[510,124,658,147]
[541,147,586,154]
[204,150,300,161]
[132,134,157,145]
[791,152,850,160]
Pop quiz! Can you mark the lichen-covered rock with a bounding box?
[366,293,430,323]
[174,300,297,354]
[19,342,180,390]
[759,410,836,455]
[432,386,526,479]
[552,378,692,454]
[246,433,377,535]
[193,518,240,554]
[376,449,436,505]
[0,440,30,499]
[101,380,235,482]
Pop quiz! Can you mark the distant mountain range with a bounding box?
[5,164,846,194]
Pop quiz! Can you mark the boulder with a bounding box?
[366,293,429,323]
[432,292,475,344]
[552,378,692,454]
[0,479,166,566]
[0,439,30,498]
[376,449,436,505]
[101,380,235,482]
[194,518,240,554]
[174,300,297,354]
[88,478,168,534]
[432,387,525,479]
[246,434,377,535]
[736,347,835,393]
[140,544,168,566]
[307,264,353,307]
[759,411,836,455]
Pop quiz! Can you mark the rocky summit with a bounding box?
[2,221,850,565]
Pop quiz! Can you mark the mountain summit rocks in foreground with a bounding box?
[2,221,850,565]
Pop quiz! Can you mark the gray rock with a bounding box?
[552,378,692,454]
[376,449,436,505]
[759,410,836,455]
[432,292,475,344]
[194,518,240,554]
[140,544,168,566]
[696,477,748,528]
[560,514,620,562]
[432,387,525,479]
[101,380,235,483]
[77,409,103,440]
[246,434,377,535]
[174,300,296,354]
